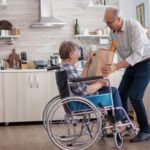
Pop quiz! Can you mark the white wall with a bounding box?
[133,0,150,27]
[0,0,119,61]
[119,0,134,19]
[119,0,150,27]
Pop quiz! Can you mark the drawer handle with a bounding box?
[29,74,33,88]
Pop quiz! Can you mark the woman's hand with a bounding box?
[84,51,93,68]
[100,80,109,87]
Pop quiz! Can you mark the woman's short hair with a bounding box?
[59,41,79,60]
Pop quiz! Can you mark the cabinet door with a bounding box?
[3,73,18,122]
[0,73,4,122]
[4,72,35,122]
[17,72,35,122]
[34,71,59,121]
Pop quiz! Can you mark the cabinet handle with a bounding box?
[29,74,33,88]
[35,74,39,88]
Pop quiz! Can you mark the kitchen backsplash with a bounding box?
[0,0,118,60]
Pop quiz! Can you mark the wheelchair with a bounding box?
[43,66,139,150]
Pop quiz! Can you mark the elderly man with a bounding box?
[102,6,150,143]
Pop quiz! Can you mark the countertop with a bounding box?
[0,67,84,73]
[0,69,48,73]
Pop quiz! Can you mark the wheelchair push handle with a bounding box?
[47,66,60,71]
[70,76,104,83]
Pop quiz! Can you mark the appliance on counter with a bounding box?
[50,53,61,66]
[21,52,27,64]
[20,52,28,69]
[33,60,48,69]
[0,59,5,70]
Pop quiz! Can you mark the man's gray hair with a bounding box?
[105,6,123,19]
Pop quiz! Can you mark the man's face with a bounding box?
[104,12,121,32]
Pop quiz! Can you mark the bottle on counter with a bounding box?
[74,19,80,35]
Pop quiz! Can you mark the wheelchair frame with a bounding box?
[43,66,139,150]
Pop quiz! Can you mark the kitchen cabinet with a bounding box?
[3,71,58,122]
[0,74,4,122]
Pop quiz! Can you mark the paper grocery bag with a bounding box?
[87,49,114,77]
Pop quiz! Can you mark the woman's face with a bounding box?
[70,49,79,64]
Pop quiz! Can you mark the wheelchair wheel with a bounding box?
[46,96,102,150]
[42,95,60,129]
[114,130,123,149]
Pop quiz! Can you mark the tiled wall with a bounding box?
[0,0,118,61]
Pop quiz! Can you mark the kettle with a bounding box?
[21,52,27,64]
[51,53,61,66]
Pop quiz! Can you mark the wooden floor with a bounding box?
[0,124,150,150]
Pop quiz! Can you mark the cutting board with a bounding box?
[8,49,20,68]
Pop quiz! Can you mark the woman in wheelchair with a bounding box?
[59,40,127,132]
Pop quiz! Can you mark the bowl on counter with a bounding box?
[33,60,49,69]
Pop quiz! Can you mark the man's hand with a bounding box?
[102,63,118,77]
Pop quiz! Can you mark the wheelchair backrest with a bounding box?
[55,70,70,99]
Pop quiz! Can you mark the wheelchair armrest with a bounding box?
[70,76,104,83]
[47,66,60,71]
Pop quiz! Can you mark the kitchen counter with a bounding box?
[0,68,84,73]
[0,69,48,73]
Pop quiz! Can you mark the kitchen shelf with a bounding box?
[0,35,20,38]
[74,34,109,38]
[88,4,110,8]
[0,35,20,44]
